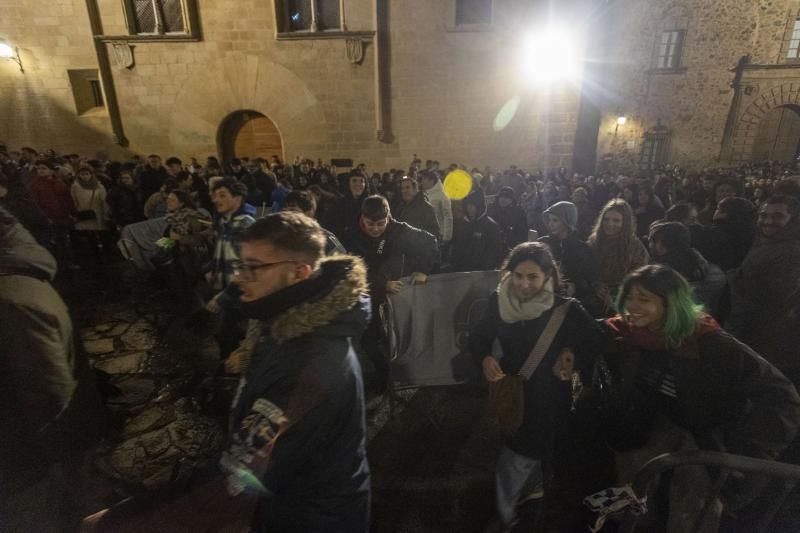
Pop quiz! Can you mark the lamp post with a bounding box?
[615,114,627,135]
[0,42,23,73]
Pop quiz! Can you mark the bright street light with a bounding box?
[0,42,23,72]
[518,27,582,86]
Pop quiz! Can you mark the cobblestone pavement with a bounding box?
[60,262,552,532]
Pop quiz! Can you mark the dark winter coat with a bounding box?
[223,256,371,533]
[470,295,604,459]
[393,193,441,241]
[539,234,600,310]
[137,166,169,206]
[0,187,50,243]
[604,321,800,461]
[488,200,530,252]
[343,219,438,304]
[324,191,367,241]
[106,185,143,228]
[698,219,755,272]
[451,191,505,272]
[728,222,800,387]
[0,214,104,492]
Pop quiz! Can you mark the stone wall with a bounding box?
[595,0,800,170]
[1,0,588,171]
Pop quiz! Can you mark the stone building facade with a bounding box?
[0,0,590,171]
[594,0,800,171]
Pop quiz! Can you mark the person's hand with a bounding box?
[552,348,575,381]
[482,357,506,382]
[386,280,403,295]
[409,272,428,285]
[225,349,245,374]
[206,296,221,314]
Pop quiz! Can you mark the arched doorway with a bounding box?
[752,105,800,163]
[218,110,284,165]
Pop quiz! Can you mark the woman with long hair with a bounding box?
[600,265,800,532]
[471,242,603,530]
[588,199,650,315]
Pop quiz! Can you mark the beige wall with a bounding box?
[595,0,800,170]
[0,0,587,171]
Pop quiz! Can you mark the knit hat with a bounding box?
[649,222,691,254]
[463,188,487,218]
[544,201,578,231]
[498,186,515,199]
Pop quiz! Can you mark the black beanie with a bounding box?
[650,222,691,254]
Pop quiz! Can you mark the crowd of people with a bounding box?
[3,142,800,532]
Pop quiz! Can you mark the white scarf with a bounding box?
[497,274,555,323]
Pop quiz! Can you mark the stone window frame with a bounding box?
[647,5,689,75]
[780,12,800,64]
[120,0,201,42]
[275,0,363,40]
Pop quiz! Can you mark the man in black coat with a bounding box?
[137,154,169,211]
[451,188,505,272]
[488,186,529,252]
[392,176,441,240]
[343,195,438,392]
[539,201,601,314]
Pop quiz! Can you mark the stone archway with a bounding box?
[751,105,800,163]
[727,72,800,164]
[217,110,284,164]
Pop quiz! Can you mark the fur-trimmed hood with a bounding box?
[240,255,371,344]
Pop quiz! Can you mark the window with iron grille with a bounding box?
[277,0,341,33]
[640,126,671,170]
[655,30,685,70]
[455,0,492,26]
[127,0,187,35]
[788,19,800,58]
[89,79,104,108]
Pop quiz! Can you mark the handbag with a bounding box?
[76,189,97,222]
[488,301,571,436]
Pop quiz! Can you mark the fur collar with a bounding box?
[241,255,369,344]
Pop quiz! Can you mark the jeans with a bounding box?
[495,446,543,526]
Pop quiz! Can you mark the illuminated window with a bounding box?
[788,19,800,58]
[277,0,341,33]
[655,30,685,70]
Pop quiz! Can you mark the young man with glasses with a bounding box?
[224,211,371,532]
[343,195,439,393]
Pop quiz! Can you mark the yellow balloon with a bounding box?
[443,170,473,200]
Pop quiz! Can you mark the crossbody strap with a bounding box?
[518,301,571,381]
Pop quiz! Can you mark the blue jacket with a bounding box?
[221,256,371,532]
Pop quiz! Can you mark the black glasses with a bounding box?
[231,260,298,282]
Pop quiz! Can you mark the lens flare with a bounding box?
[493,95,521,132]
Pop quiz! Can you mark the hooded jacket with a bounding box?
[393,192,441,241]
[488,187,529,251]
[650,222,726,316]
[451,189,504,272]
[222,256,371,533]
[0,212,103,491]
[538,232,600,313]
[728,221,800,387]
[324,189,367,241]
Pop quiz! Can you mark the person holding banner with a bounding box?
[344,195,439,394]
[470,242,603,531]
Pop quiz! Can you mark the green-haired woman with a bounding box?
[601,264,800,532]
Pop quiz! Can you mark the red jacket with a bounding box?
[28,176,75,219]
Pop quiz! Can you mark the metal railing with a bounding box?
[619,450,800,533]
